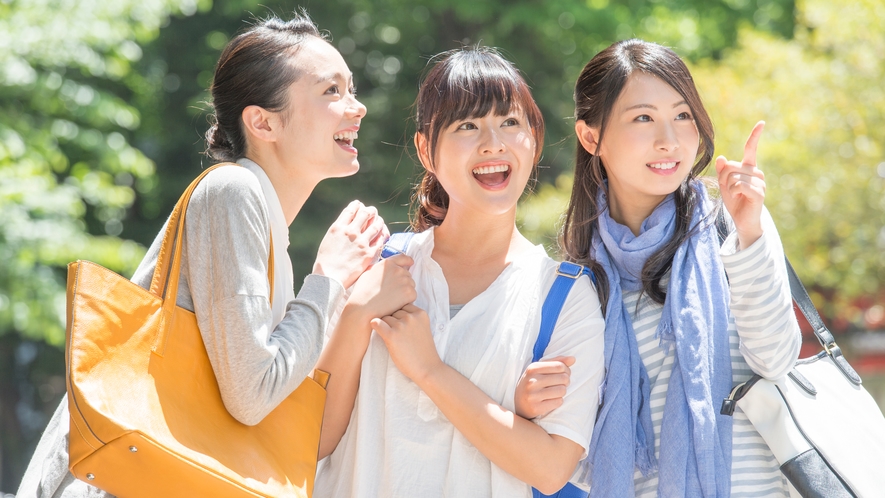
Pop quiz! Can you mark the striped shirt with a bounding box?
[631,210,801,497]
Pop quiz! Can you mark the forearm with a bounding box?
[415,363,583,494]
[316,306,373,459]
[723,212,801,379]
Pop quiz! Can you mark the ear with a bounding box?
[575,119,601,155]
[241,105,278,144]
[414,132,434,173]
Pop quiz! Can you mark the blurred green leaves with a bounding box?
[0,0,207,345]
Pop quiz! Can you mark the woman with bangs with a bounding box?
[314,47,605,498]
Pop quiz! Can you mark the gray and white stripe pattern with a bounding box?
[630,211,801,497]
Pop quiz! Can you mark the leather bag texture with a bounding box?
[721,260,885,498]
[65,163,329,497]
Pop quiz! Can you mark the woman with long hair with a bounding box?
[516,39,801,497]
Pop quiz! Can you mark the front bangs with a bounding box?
[436,57,524,130]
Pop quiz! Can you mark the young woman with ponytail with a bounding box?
[515,39,802,497]
[17,13,415,498]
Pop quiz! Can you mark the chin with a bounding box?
[331,161,361,179]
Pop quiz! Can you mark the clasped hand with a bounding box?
[313,200,390,289]
[371,303,442,385]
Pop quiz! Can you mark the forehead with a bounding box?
[617,72,685,108]
[292,37,350,82]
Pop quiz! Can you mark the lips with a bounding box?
[647,161,677,170]
[472,163,511,187]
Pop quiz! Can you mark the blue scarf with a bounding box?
[585,181,733,497]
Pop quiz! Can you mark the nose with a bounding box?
[654,122,679,152]
[347,95,367,120]
[480,127,506,154]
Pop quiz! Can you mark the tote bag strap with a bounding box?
[148,162,275,356]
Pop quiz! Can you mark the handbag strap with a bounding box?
[149,162,275,355]
[785,259,861,385]
[532,262,595,362]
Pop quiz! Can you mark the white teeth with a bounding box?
[472,164,510,175]
[334,131,358,142]
[648,161,677,170]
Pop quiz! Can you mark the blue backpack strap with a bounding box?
[533,483,589,498]
[381,232,415,259]
[531,261,594,498]
[532,261,593,362]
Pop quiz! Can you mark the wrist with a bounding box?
[736,227,763,251]
[341,301,375,324]
[313,261,346,289]
[412,357,447,389]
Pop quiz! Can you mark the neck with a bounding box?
[607,189,666,236]
[432,204,530,265]
[244,151,319,226]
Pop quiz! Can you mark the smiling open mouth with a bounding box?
[472,164,511,187]
[334,130,358,147]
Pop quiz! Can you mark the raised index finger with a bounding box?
[742,121,766,167]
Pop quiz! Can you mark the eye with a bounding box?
[676,111,693,120]
[457,122,478,131]
[325,84,340,95]
[349,85,358,97]
[634,114,652,122]
[502,117,519,127]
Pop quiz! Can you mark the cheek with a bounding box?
[679,127,701,156]
[512,131,536,165]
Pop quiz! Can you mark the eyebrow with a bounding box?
[623,100,689,112]
[314,71,353,84]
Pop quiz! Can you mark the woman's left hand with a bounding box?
[371,303,442,384]
[716,121,766,249]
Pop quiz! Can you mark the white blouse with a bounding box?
[315,228,606,498]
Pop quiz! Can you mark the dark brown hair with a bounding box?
[410,47,545,231]
[561,39,716,310]
[205,13,327,162]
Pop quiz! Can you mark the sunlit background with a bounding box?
[1,0,883,492]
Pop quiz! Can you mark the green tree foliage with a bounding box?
[0,0,208,346]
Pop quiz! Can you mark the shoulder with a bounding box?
[191,164,264,203]
[185,165,269,236]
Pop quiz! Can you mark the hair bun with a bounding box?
[205,123,236,162]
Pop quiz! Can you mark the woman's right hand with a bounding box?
[347,253,417,319]
[514,356,574,419]
[313,200,389,289]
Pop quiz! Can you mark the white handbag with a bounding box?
[721,260,885,498]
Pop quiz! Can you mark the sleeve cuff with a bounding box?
[536,421,590,459]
